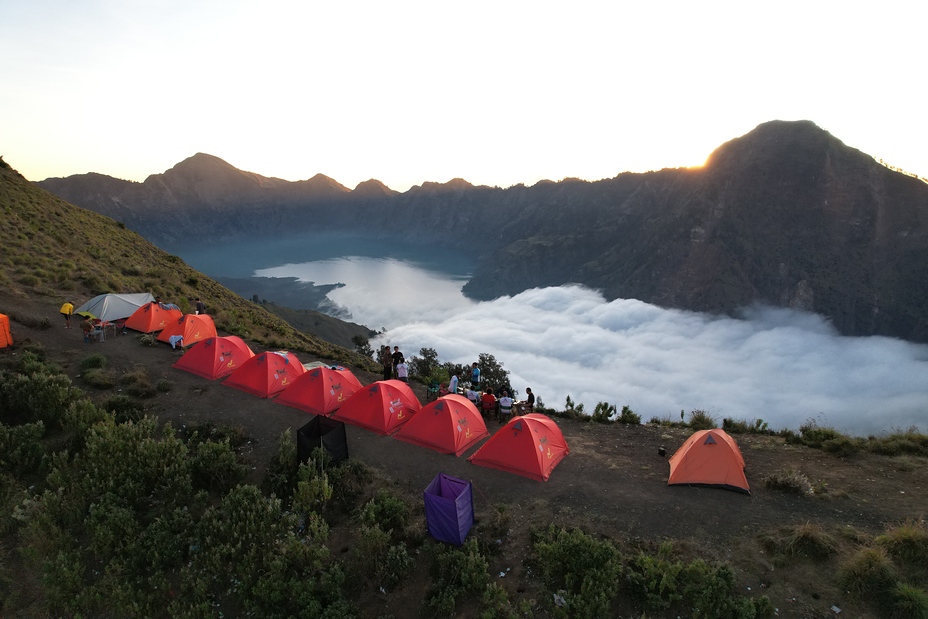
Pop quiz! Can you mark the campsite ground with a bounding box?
[3,293,926,618]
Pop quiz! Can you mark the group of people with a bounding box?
[60,300,104,343]
[379,345,409,383]
[470,386,534,424]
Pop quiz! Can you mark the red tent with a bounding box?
[223,351,306,398]
[156,314,217,347]
[124,302,183,333]
[172,336,255,381]
[332,380,421,435]
[468,413,569,481]
[275,366,364,416]
[394,394,489,456]
[0,313,12,348]
[668,429,750,495]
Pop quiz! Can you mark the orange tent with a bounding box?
[667,429,750,495]
[394,394,489,456]
[468,414,569,481]
[275,365,363,416]
[125,302,183,333]
[156,314,217,347]
[332,380,421,435]
[223,351,305,398]
[0,313,12,348]
[172,336,255,381]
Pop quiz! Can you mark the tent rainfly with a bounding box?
[667,429,750,495]
[75,292,155,322]
[297,416,349,465]
[156,314,217,348]
[468,413,569,481]
[172,336,255,381]
[332,380,421,435]
[275,366,363,416]
[124,301,183,333]
[423,473,475,546]
[223,350,305,398]
[0,313,12,348]
[394,394,488,456]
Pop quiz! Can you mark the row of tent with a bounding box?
[171,335,572,482]
[65,294,750,491]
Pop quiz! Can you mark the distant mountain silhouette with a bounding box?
[36,120,928,343]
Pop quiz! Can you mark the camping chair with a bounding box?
[426,381,440,401]
[114,318,128,335]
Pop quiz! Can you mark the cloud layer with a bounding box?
[258,258,928,436]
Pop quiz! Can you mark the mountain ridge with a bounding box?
[34,120,928,343]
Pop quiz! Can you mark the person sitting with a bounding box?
[498,390,514,424]
[465,387,480,409]
[480,389,497,420]
[438,383,450,397]
[80,317,94,343]
[514,387,535,415]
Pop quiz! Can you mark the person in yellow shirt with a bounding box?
[60,301,74,328]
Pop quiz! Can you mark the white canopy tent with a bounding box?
[75,293,155,322]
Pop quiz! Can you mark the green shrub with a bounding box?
[687,410,716,431]
[618,405,641,425]
[358,489,410,533]
[190,440,246,493]
[103,395,144,424]
[425,538,491,616]
[838,547,898,598]
[0,369,79,426]
[876,520,928,567]
[79,353,108,370]
[80,368,116,390]
[531,525,620,618]
[590,402,616,424]
[775,523,837,559]
[0,421,45,476]
[155,379,173,393]
[722,417,770,434]
[890,582,928,619]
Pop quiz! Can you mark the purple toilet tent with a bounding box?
[423,473,474,546]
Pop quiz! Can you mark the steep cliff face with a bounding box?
[36,121,928,342]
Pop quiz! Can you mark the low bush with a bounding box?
[889,582,928,619]
[590,402,616,424]
[723,417,770,434]
[763,523,837,560]
[687,410,716,431]
[424,538,492,616]
[358,489,410,533]
[618,405,641,425]
[763,469,814,496]
[103,395,144,424]
[190,439,246,494]
[79,367,116,389]
[838,547,898,598]
[79,353,107,370]
[876,520,928,568]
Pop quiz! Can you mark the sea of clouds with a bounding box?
[257,258,928,436]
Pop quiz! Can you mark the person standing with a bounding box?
[60,301,74,328]
[380,346,392,381]
[195,297,206,315]
[396,356,409,383]
[392,346,403,379]
[448,373,459,394]
[470,362,481,389]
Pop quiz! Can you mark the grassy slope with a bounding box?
[0,158,375,370]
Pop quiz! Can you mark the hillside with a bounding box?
[3,155,928,617]
[0,157,374,370]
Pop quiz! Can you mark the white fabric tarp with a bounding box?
[75,293,155,322]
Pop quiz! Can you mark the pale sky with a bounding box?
[2,1,926,191]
